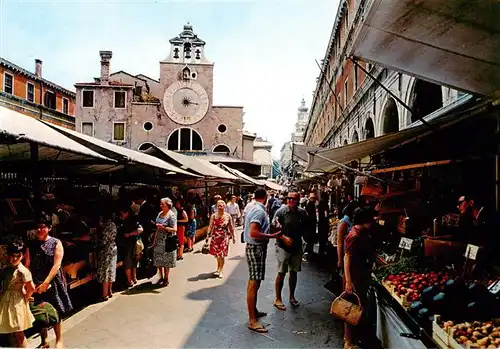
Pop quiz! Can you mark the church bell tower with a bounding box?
[164,22,211,65]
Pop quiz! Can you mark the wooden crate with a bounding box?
[448,329,465,349]
[382,280,394,295]
[433,315,451,347]
[432,333,450,349]
[393,292,412,310]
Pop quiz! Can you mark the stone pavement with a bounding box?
[46,228,344,348]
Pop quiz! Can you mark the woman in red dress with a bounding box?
[207,200,235,278]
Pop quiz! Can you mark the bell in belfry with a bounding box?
[184,44,191,59]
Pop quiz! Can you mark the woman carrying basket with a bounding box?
[342,207,381,349]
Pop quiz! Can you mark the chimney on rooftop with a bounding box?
[35,59,42,78]
[99,51,112,84]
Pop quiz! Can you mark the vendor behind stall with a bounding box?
[456,195,490,245]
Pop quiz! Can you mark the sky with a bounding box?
[0,0,339,158]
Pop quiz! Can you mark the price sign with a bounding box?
[488,280,500,295]
[464,244,479,260]
[399,237,413,251]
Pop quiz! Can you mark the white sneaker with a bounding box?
[150,273,161,285]
[213,271,220,277]
[218,271,224,279]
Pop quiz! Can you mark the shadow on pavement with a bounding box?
[123,282,162,295]
[187,272,218,282]
[181,244,344,348]
[228,255,245,261]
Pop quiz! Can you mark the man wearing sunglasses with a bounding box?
[272,192,308,311]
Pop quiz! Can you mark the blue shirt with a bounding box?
[244,202,270,245]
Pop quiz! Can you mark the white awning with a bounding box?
[292,143,321,163]
[146,147,238,180]
[262,180,286,192]
[44,123,197,177]
[0,106,113,162]
[218,163,265,186]
[349,0,500,95]
[306,99,487,173]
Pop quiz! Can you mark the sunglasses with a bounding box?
[287,197,298,201]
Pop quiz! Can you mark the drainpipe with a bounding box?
[35,59,43,120]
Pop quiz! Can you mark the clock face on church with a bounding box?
[163,81,209,125]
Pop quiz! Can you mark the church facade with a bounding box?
[74,24,248,160]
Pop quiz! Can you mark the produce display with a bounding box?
[376,256,426,280]
[376,253,500,348]
[441,319,500,348]
[384,271,450,303]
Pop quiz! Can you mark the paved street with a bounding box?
[39,228,343,348]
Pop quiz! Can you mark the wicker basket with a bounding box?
[330,292,363,326]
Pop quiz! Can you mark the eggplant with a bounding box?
[417,307,433,322]
[409,301,424,317]
[421,286,438,305]
[467,282,488,301]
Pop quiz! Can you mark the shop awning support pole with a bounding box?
[30,142,42,217]
[204,180,209,221]
[496,113,500,211]
[311,152,386,184]
[349,57,433,131]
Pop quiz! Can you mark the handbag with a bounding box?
[30,301,60,329]
[135,238,144,256]
[165,234,179,252]
[201,241,210,255]
[330,292,363,326]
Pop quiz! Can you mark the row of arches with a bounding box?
[337,79,444,146]
[138,127,231,154]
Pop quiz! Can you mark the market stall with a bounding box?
[365,99,500,349]
[310,94,500,348]
[1,109,201,291]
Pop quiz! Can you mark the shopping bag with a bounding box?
[330,292,363,326]
[201,241,210,255]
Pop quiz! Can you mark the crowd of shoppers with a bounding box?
[239,186,381,349]
[0,184,380,349]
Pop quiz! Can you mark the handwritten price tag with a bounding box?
[464,244,479,260]
[399,237,413,251]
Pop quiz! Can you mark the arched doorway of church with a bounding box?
[382,97,399,134]
[409,79,443,124]
[365,117,375,139]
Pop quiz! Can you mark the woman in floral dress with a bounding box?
[207,200,235,279]
[152,198,177,287]
[96,209,117,301]
[26,218,72,349]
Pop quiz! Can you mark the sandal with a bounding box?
[290,299,300,308]
[273,302,286,311]
[161,280,170,287]
[248,324,268,333]
[256,311,267,318]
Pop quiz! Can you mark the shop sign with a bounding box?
[399,237,413,251]
[464,244,479,261]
